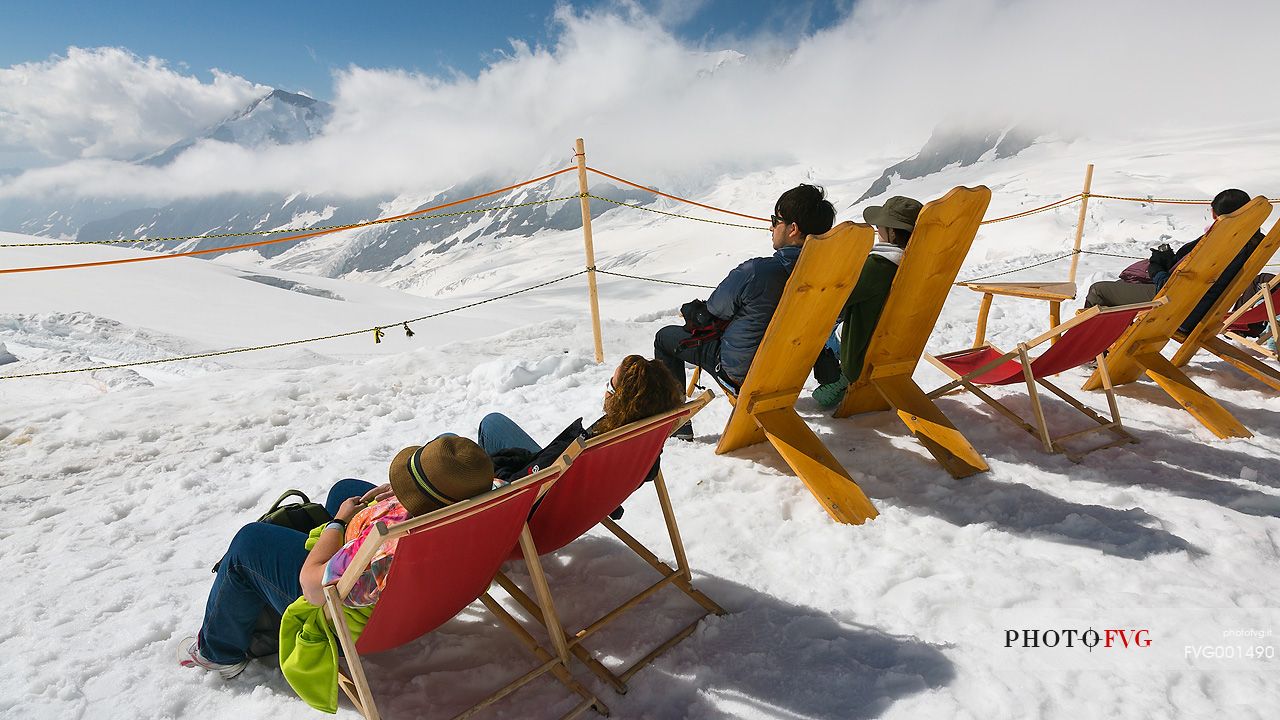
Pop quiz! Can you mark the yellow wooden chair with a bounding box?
[1080,196,1274,438]
[1166,221,1280,392]
[833,186,993,479]
[713,221,879,525]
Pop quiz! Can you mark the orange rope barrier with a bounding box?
[0,167,576,275]
[1092,194,1280,205]
[584,166,769,223]
[979,194,1082,225]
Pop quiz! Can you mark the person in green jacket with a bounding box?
[812,195,923,408]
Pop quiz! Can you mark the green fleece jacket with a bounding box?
[278,525,374,714]
[838,254,899,381]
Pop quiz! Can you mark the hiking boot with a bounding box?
[177,636,249,679]
[672,422,694,441]
[811,376,850,409]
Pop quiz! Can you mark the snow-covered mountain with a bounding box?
[856,125,1039,203]
[0,89,333,239]
[139,89,332,166]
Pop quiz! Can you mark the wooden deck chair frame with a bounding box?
[494,393,728,696]
[1221,274,1280,357]
[324,444,608,720]
[708,220,879,525]
[1167,223,1280,392]
[1219,273,1280,366]
[832,186,993,479]
[1081,196,1274,438]
[924,300,1161,462]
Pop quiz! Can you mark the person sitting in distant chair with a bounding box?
[477,354,684,476]
[1083,188,1262,333]
[812,195,923,408]
[653,184,838,436]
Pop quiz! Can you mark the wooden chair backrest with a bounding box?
[1084,196,1273,388]
[717,221,874,451]
[520,392,711,557]
[350,449,578,654]
[834,186,991,416]
[1171,214,1280,365]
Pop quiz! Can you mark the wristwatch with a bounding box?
[325,519,348,534]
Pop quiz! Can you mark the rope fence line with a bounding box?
[978,194,1081,225]
[0,167,576,274]
[0,270,588,381]
[586,194,766,230]
[592,268,717,289]
[1091,193,1280,205]
[957,247,1150,284]
[584,166,770,223]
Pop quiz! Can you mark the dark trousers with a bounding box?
[197,478,374,664]
[654,325,726,389]
[655,324,841,389]
[1084,280,1157,309]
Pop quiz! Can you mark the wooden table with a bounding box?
[957,280,1077,347]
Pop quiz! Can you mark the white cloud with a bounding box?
[1,0,1277,203]
[0,47,266,165]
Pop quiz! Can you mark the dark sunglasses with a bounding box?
[770,214,785,228]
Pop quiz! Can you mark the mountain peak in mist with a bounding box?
[139,88,332,167]
[855,125,1038,204]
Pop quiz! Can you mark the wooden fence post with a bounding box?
[575,138,605,363]
[1067,163,1095,285]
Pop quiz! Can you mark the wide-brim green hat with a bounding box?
[863,195,924,232]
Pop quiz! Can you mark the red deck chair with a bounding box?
[924,301,1161,461]
[323,444,606,720]
[492,392,725,696]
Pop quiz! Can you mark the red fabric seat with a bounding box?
[935,307,1142,385]
[1225,287,1278,332]
[511,415,678,560]
[357,474,553,655]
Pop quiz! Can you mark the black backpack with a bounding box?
[211,490,332,573]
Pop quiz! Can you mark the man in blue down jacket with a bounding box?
[654,184,836,435]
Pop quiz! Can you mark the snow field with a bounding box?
[2,303,1277,718]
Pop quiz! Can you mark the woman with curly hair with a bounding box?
[478,354,685,484]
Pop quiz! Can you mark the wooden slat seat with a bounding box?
[833,186,993,479]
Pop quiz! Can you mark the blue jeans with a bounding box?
[477,413,541,454]
[197,478,375,664]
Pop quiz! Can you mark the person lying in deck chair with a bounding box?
[1084,188,1263,334]
[478,354,683,488]
[178,436,494,682]
[811,195,924,408]
[654,184,838,436]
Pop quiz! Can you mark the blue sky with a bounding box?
[2,0,851,97]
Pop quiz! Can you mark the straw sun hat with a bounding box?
[388,435,495,517]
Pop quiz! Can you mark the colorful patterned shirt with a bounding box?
[321,497,412,607]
